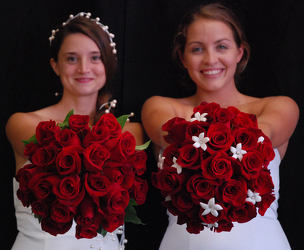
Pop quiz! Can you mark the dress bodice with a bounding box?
[159,149,291,250]
[12,161,121,250]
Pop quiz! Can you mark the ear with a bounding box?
[50,58,59,76]
[178,49,187,68]
[236,44,244,63]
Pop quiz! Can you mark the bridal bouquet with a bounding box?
[152,102,275,233]
[16,110,149,239]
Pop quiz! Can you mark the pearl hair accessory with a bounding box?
[49,12,117,54]
[99,99,117,113]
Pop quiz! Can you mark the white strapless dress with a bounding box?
[12,164,121,250]
[159,149,291,250]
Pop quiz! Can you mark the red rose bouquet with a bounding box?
[152,102,275,233]
[16,110,149,239]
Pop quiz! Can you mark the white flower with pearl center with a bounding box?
[192,132,209,151]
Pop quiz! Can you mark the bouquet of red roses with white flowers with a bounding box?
[152,102,275,234]
[16,110,149,239]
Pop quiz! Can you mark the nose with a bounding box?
[78,59,90,73]
[203,50,218,65]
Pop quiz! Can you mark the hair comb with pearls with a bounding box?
[49,12,117,54]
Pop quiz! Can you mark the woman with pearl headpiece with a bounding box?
[6,12,144,250]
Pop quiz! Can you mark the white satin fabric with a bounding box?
[159,149,291,250]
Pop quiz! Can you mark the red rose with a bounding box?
[185,120,208,140]
[214,219,234,233]
[96,113,122,138]
[186,219,205,234]
[129,176,148,205]
[76,195,101,226]
[103,164,135,190]
[76,223,99,239]
[55,145,83,175]
[126,150,147,176]
[55,129,82,147]
[231,111,258,129]
[206,123,233,154]
[162,117,189,144]
[201,152,234,183]
[16,189,36,207]
[51,199,76,223]
[177,144,200,170]
[187,174,215,201]
[250,168,274,195]
[107,131,136,161]
[31,200,50,218]
[232,127,260,151]
[41,216,73,236]
[36,120,60,146]
[31,144,59,169]
[162,143,180,167]
[83,143,110,171]
[16,163,43,192]
[228,202,257,223]
[171,190,197,217]
[53,174,85,206]
[257,193,275,216]
[193,102,220,120]
[257,135,275,167]
[239,150,263,180]
[69,114,90,138]
[151,167,188,196]
[82,125,111,148]
[218,178,247,207]
[101,184,129,214]
[212,107,235,124]
[100,212,124,233]
[24,141,39,158]
[84,172,110,197]
[28,172,61,199]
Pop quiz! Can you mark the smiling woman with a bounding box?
[141,3,298,250]
[6,12,145,250]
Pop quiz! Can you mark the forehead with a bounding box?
[59,33,99,53]
[186,18,234,42]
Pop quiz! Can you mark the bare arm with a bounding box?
[6,112,41,171]
[123,121,145,146]
[141,96,177,155]
[257,96,299,154]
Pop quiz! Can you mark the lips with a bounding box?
[75,78,94,83]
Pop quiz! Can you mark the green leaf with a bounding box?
[58,109,74,129]
[135,140,151,150]
[97,225,107,237]
[22,134,38,146]
[33,213,42,223]
[116,114,129,129]
[128,198,138,206]
[124,204,145,225]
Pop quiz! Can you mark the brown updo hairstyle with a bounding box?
[50,15,117,124]
[173,3,250,88]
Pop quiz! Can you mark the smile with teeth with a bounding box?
[201,69,222,75]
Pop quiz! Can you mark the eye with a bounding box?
[192,47,203,53]
[217,45,228,50]
[91,55,101,63]
[67,56,77,62]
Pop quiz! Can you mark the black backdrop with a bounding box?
[1,0,304,249]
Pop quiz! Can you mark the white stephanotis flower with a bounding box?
[172,157,182,174]
[157,154,165,170]
[165,195,171,201]
[246,189,261,205]
[192,132,209,151]
[200,198,223,217]
[190,112,208,122]
[258,136,265,144]
[202,222,219,228]
[230,143,247,161]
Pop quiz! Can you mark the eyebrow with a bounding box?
[187,38,232,46]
